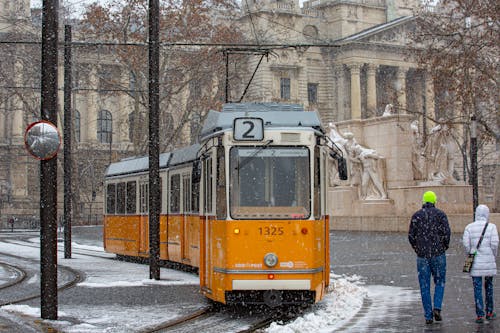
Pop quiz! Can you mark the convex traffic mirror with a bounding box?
[24,121,61,160]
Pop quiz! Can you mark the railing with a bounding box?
[301,8,323,17]
[303,0,386,9]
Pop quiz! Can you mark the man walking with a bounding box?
[409,191,451,324]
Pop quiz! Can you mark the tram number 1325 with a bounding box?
[258,226,284,236]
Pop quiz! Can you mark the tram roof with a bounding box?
[105,143,201,177]
[200,102,324,141]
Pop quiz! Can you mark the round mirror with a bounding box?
[24,121,61,160]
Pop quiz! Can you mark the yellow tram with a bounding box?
[103,103,347,307]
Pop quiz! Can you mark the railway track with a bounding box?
[0,238,114,260]
[0,262,26,290]
[0,251,83,307]
[140,304,297,333]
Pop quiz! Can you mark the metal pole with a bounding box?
[225,51,229,103]
[148,0,161,280]
[63,25,72,259]
[470,115,478,216]
[40,0,59,320]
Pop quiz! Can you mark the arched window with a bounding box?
[98,110,112,143]
[74,110,81,142]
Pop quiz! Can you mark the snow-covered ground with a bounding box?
[0,237,419,332]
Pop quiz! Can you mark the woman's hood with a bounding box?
[475,204,490,222]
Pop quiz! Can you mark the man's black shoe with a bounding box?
[426,319,433,324]
[433,309,442,321]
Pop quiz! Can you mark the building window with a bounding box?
[129,71,137,92]
[74,110,81,142]
[98,110,112,143]
[280,78,291,100]
[308,83,318,104]
[128,112,135,141]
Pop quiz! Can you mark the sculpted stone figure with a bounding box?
[410,120,424,180]
[343,132,388,200]
[424,122,458,185]
[382,103,394,116]
[327,123,348,186]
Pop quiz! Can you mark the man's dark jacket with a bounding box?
[408,202,451,258]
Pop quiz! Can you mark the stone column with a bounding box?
[0,98,5,141]
[396,67,408,113]
[117,69,129,144]
[425,72,435,121]
[85,66,99,143]
[366,64,378,115]
[12,60,25,142]
[334,64,345,121]
[349,63,362,119]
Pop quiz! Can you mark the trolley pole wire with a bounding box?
[148,0,161,281]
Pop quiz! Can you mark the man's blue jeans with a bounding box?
[417,254,446,320]
[472,276,494,317]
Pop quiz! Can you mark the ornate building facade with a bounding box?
[0,0,497,226]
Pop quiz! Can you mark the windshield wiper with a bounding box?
[235,140,274,170]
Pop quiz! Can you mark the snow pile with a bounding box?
[266,274,367,333]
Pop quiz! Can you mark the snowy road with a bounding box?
[0,228,498,332]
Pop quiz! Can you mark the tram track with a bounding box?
[0,251,84,307]
[0,238,114,260]
[0,262,26,290]
[140,305,295,333]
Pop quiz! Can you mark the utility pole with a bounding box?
[148,0,161,280]
[40,0,59,320]
[63,25,72,259]
[470,115,478,216]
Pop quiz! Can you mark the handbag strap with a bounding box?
[475,222,489,250]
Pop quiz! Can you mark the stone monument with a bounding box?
[326,114,489,232]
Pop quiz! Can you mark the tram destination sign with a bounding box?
[233,117,264,141]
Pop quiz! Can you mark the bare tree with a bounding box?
[78,0,246,153]
[411,0,499,209]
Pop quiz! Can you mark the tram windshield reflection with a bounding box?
[230,146,310,219]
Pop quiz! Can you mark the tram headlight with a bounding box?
[264,253,278,268]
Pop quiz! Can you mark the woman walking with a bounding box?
[463,204,499,323]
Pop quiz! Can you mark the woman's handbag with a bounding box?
[462,253,475,273]
[463,222,489,273]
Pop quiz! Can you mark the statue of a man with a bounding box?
[424,122,458,184]
[410,120,424,180]
[344,132,388,200]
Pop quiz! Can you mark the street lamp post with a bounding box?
[470,115,478,216]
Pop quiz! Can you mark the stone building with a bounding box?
[0,0,497,226]
[0,0,136,226]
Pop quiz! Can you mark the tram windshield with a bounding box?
[230,146,310,219]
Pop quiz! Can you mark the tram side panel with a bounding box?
[104,215,142,257]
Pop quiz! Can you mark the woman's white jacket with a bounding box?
[462,205,499,277]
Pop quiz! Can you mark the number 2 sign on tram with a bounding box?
[233,117,264,141]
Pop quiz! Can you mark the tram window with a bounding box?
[139,182,148,213]
[126,181,137,214]
[183,174,191,213]
[217,146,226,219]
[204,157,213,214]
[192,181,199,213]
[106,183,116,214]
[314,147,321,218]
[230,147,310,219]
[116,182,126,214]
[170,174,180,213]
